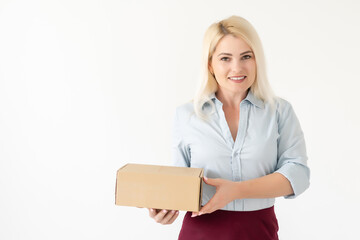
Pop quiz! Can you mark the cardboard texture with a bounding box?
[115,163,204,212]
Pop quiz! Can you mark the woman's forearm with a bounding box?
[193,173,294,216]
[234,172,294,199]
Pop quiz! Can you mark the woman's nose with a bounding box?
[231,60,243,71]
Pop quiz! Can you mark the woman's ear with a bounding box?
[208,63,214,76]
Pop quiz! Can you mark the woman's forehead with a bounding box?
[214,34,252,54]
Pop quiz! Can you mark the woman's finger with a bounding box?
[167,210,179,224]
[153,209,169,223]
[160,210,178,225]
[148,208,158,218]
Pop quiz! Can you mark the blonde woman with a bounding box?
[148,15,310,240]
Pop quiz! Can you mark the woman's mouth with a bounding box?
[228,76,246,82]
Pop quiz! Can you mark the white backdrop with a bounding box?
[1,0,360,239]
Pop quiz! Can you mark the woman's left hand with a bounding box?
[191,176,238,217]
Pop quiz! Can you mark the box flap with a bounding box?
[120,163,203,177]
[199,168,204,177]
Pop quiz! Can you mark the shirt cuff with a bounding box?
[275,162,310,199]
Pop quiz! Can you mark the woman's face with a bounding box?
[209,34,256,97]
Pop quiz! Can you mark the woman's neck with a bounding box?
[215,88,249,109]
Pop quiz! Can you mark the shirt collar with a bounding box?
[209,90,264,109]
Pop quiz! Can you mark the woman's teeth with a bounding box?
[229,76,246,80]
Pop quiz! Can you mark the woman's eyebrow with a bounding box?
[217,50,253,57]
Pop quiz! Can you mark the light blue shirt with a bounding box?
[171,90,310,211]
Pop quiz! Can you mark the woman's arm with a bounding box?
[236,172,293,199]
[192,173,293,217]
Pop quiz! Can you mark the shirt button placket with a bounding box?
[231,150,240,210]
[232,151,240,182]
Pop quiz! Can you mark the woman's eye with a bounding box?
[242,55,252,60]
[220,57,230,61]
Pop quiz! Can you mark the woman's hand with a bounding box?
[192,177,238,217]
[148,208,179,225]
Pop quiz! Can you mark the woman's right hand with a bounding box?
[148,208,179,225]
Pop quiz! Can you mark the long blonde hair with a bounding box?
[193,15,275,120]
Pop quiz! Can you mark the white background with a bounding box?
[1,0,359,239]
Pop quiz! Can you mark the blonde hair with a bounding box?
[193,15,276,120]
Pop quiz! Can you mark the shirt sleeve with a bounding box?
[171,107,191,167]
[274,100,310,199]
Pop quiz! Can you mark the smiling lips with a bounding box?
[228,76,246,82]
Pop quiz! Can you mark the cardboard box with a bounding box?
[115,163,204,212]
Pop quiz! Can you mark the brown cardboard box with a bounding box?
[115,163,204,212]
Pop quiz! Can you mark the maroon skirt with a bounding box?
[178,206,278,240]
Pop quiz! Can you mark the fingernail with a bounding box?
[199,212,203,216]
[171,210,175,213]
[204,176,208,181]
[176,211,179,214]
[162,210,167,213]
[150,209,154,212]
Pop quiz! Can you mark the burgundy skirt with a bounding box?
[178,206,278,240]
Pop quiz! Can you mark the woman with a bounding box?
[148,15,310,240]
